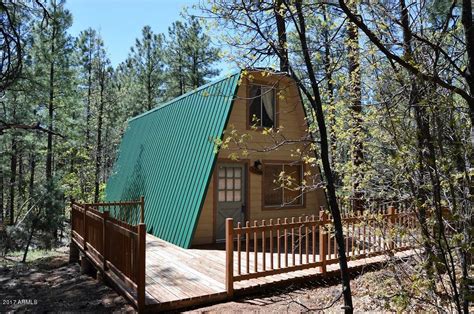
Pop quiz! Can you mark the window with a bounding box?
[263,164,303,207]
[248,84,276,128]
[218,166,243,202]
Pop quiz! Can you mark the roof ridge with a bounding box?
[129,69,241,122]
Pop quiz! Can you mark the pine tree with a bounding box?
[126,26,165,112]
[165,16,220,98]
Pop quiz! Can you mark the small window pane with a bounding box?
[284,165,303,205]
[249,85,261,126]
[263,165,283,206]
[226,191,234,202]
[219,168,225,178]
[234,179,241,189]
[218,179,225,189]
[234,168,242,178]
[261,87,275,128]
[218,191,226,202]
[234,191,241,202]
[226,168,233,178]
[226,179,234,189]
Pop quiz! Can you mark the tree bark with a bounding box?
[322,5,337,167]
[46,8,57,183]
[462,0,474,146]
[274,0,288,73]
[8,136,17,225]
[0,152,4,224]
[86,33,93,146]
[94,69,105,203]
[346,4,364,211]
[28,153,36,208]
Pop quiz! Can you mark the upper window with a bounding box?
[263,164,303,207]
[248,84,276,128]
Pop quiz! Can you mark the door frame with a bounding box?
[213,159,250,243]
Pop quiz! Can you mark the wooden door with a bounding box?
[216,163,246,242]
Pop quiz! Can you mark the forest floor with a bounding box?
[0,247,466,313]
[0,247,134,313]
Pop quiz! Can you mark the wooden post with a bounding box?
[225,218,234,297]
[319,209,328,273]
[388,206,396,250]
[81,256,94,276]
[69,242,79,264]
[102,211,109,271]
[137,223,146,312]
[140,196,145,224]
[83,204,88,251]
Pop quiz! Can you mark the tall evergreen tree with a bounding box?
[126,26,164,112]
[165,16,220,98]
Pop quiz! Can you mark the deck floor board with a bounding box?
[144,233,414,311]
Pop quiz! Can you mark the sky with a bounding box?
[65,0,199,67]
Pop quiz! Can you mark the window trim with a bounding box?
[246,80,279,130]
[261,161,306,210]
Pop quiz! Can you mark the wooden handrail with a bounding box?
[70,198,146,312]
[225,206,417,294]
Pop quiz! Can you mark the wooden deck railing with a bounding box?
[225,206,416,296]
[70,198,146,311]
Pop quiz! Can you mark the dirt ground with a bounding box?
[0,248,134,313]
[185,267,402,313]
[1,247,466,313]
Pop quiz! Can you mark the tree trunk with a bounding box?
[0,152,4,224]
[22,220,36,263]
[94,76,104,203]
[462,0,474,147]
[346,4,364,212]
[293,1,353,310]
[322,5,337,169]
[86,35,93,146]
[274,0,288,73]
[28,153,36,208]
[46,19,56,182]
[179,64,184,96]
[18,152,24,202]
[8,136,17,225]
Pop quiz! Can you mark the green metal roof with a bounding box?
[105,71,241,248]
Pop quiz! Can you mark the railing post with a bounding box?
[83,204,88,251]
[319,209,328,274]
[69,199,79,264]
[102,211,109,271]
[140,196,145,224]
[388,206,396,250]
[137,223,146,312]
[225,218,234,297]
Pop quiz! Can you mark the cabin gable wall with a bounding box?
[192,73,326,246]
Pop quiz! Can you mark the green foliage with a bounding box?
[165,15,220,98]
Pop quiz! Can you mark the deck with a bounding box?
[144,233,414,312]
[70,201,416,312]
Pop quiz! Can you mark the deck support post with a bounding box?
[69,242,79,264]
[81,255,94,276]
[137,223,146,312]
[225,218,234,297]
[319,209,328,274]
[388,206,396,250]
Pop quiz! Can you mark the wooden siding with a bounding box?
[192,73,326,246]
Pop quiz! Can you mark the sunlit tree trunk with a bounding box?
[346,3,363,212]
